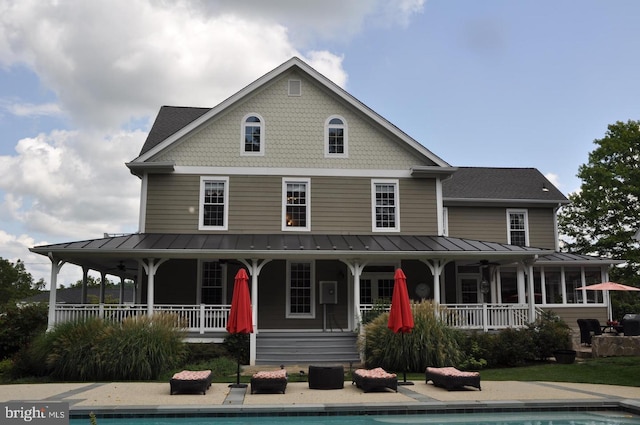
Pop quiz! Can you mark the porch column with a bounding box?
[140,258,168,316]
[240,259,271,366]
[46,254,65,331]
[341,260,366,328]
[422,259,448,304]
[526,262,536,320]
[100,271,107,304]
[119,276,125,303]
[516,264,526,303]
[81,267,89,304]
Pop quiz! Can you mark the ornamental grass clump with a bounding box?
[43,314,186,381]
[360,300,464,372]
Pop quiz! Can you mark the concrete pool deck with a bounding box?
[1,379,639,417]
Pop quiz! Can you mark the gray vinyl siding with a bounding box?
[145,174,439,234]
[446,206,557,249]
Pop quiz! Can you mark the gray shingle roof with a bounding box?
[442,167,568,203]
[140,106,210,155]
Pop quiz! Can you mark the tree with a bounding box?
[0,258,44,311]
[558,120,640,285]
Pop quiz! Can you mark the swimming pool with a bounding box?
[70,410,640,425]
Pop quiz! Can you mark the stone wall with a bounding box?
[592,335,640,357]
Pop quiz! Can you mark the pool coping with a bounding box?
[70,398,640,419]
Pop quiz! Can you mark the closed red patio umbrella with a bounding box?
[226,268,253,387]
[387,268,414,385]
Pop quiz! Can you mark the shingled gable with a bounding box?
[442,167,569,206]
[126,57,452,176]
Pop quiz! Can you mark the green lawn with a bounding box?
[214,357,640,387]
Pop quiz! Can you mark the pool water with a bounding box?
[70,411,640,425]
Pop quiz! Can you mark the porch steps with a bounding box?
[255,332,360,365]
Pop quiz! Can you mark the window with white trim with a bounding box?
[286,261,314,318]
[241,114,264,155]
[282,178,310,231]
[324,116,347,157]
[200,261,224,304]
[372,179,400,232]
[199,177,229,230]
[507,209,528,246]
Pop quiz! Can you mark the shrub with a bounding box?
[527,310,572,360]
[360,300,464,372]
[494,327,535,366]
[0,303,48,360]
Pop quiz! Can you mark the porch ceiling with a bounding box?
[30,233,554,278]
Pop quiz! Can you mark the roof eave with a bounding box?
[444,198,570,207]
[126,161,176,177]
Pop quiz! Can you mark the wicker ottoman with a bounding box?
[308,365,344,389]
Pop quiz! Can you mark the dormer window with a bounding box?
[325,115,348,157]
[242,114,264,156]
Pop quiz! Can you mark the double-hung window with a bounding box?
[507,209,529,246]
[241,114,264,155]
[200,261,224,304]
[372,179,400,232]
[282,178,310,231]
[199,176,229,230]
[325,115,347,157]
[286,261,314,318]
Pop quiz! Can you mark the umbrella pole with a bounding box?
[229,355,247,388]
[398,332,414,386]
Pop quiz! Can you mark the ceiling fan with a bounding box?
[468,259,501,268]
[108,260,138,272]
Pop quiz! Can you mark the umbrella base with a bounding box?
[228,383,248,388]
[398,381,414,386]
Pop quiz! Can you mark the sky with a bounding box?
[1,0,640,288]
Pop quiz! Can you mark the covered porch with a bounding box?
[31,233,615,365]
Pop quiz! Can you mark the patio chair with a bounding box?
[577,319,594,345]
[250,368,288,394]
[425,367,481,391]
[169,370,212,395]
[352,367,398,392]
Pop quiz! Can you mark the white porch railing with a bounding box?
[54,303,535,333]
[360,303,534,331]
[54,304,231,333]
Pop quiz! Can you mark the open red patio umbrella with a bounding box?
[387,268,414,385]
[226,268,253,388]
[577,281,640,321]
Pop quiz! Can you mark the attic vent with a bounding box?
[288,79,301,96]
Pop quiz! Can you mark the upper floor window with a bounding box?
[241,114,264,156]
[325,116,348,157]
[372,179,400,232]
[199,176,229,230]
[507,209,528,246]
[283,178,310,231]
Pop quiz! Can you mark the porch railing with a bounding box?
[54,304,231,333]
[54,303,535,333]
[359,303,534,331]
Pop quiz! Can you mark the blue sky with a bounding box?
[1,0,640,286]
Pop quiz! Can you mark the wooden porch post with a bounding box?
[422,259,448,304]
[141,258,168,316]
[341,260,366,329]
[240,258,271,366]
[81,267,89,304]
[46,254,65,331]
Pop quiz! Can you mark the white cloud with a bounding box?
[544,172,560,189]
[1,99,63,117]
[0,0,425,288]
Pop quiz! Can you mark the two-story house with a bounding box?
[31,57,619,365]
